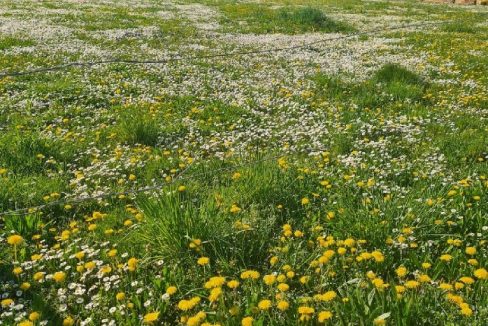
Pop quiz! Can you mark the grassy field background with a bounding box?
[0,0,487,325]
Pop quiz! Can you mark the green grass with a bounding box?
[220,5,354,34]
[313,64,427,109]
[442,21,477,34]
[0,36,35,50]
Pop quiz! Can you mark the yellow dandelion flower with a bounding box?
[209,287,222,302]
[438,283,453,291]
[318,311,333,322]
[29,311,40,321]
[230,204,241,214]
[143,311,160,324]
[241,316,253,326]
[460,277,475,285]
[395,266,407,278]
[440,254,453,262]
[405,280,420,289]
[277,300,289,311]
[277,283,289,292]
[7,234,23,246]
[241,270,260,280]
[474,268,487,280]
[33,272,45,281]
[227,280,240,289]
[421,262,431,269]
[20,282,31,290]
[128,257,138,271]
[166,286,178,295]
[465,247,476,255]
[53,271,66,283]
[62,316,74,326]
[258,299,272,310]
[197,257,210,266]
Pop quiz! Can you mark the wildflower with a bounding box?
[209,287,222,302]
[371,251,384,263]
[372,278,387,290]
[318,311,333,322]
[128,257,138,271]
[29,312,40,321]
[230,204,241,214]
[460,306,473,316]
[241,270,260,280]
[277,283,289,292]
[18,321,33,326]
[178,297,201,311]
[396,266,407,278]
[85,261,96,270]
[178,185,186,192]
[101,265,112,274]
[474,268,487,280]
[395,285,406,298]
[242,317,253,326]
[270,256,279,266]
[108,249,117,257]
[263,274,276,285]
[258,299,272,310]
[63,316,75,326]
[465,247,476,255]
[143,312,160,324]
[457,277,474,286]
[373,317,387,325]
[298,306,314,321]
[315,291,337,302]
[300,276,310,284]
[438,283,453,291]
[7,234,23,246]
[405,280,420,289]
[31,254,42,261]
[277,301,289,311]
[227,280,240,289]
[197,257,210,266]
[53,271,66,283]
[418,274,431,283]
[166,286,178,295]
[301,197,310,205]
[467,259,478,266]
[33,272,45,281]
[13,266,23,275]
[1,298,14,307]
[116,292,126,301]
[440,254,453,262]
[421,262,431,269]
[344,238,355,247]
[20,282,31,290]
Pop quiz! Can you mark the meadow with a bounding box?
[0,0,487,325]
